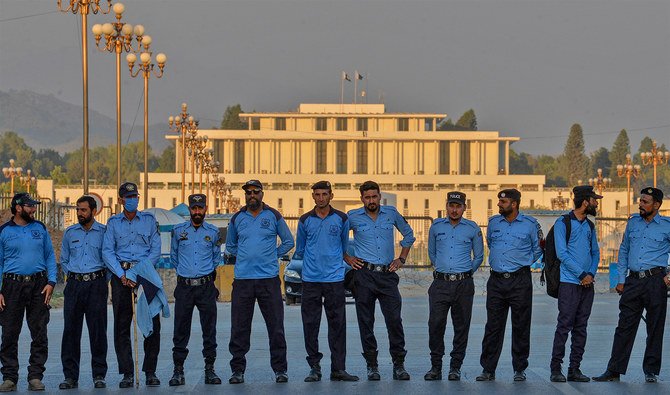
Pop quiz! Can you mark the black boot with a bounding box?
[363,351,380,381]
[392,354,410,381]
[304,363,322,382]
[205,363,222,385]
[423,365,442,381]
[169,366,185,387]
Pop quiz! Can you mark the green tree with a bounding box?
[590,147,611,176]
[50,165,70,185]
[155,143,176,172]
[220,104,247,130]
[509,149,533,174]
[560,123,590,186]
[455,109,477,130]
[0,131,35,170]
[608,129,630,186]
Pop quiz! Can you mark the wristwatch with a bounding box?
[398,257,406,264]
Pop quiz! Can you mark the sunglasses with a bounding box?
[245,189,262,195]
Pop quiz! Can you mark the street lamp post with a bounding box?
[616,154,641,217]
[168,103,199,203]
[203,156,219,212]
[127,41,166,209]
[639,140,670,188]
[211,175,239,214]
[92,2,144,198]
[2,159,23,196]
[57,0,112,194]
[588,168,611,216]
[20,170,37,194]
[187,136,208,195]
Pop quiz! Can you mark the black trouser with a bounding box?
[301,281,347,371]
[229,277,287,373]
[353,269,407,359]
[480,268,532,373]
[607,271,668,375]
[0,276,50,383]
[172,280,219,365]
[427,278,474,369]
[550,282,594,371]
[61,275,109,380]
[111,275,161,375]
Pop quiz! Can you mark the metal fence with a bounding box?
[0,194,114,230]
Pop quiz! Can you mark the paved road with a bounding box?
[9,292,670,393]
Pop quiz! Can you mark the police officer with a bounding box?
[549,185,601,383]
[295,181,359,382]
[59,195,109,390]
[225,180,295,384]
[593,187,670,383]
[0,193,56,392]
[168,194,222,386]
[476,188,542,382]
[424,192,483,381]
[345,180,415,381]
[102,182,162,388]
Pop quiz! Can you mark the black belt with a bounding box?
[69,269,106,282]
[178,273,215,286]
[629,267,666,279]
[491,266,530,279]
[3,271,46,283]
[434,271,472,281]
[120,261,137,270]
[363,261,391,273]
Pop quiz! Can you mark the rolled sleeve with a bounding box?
[395,211,415,248]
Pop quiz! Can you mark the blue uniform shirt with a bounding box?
[0,219,57,286]
[617,213,670,283]
[61,221,107,275]
[487,213,542,272]
[170,220,222,278]
[347,205,415,265]
[102,211,161,278]
[225,204,295,280]
[294,206,349,282]
[428,217,484,273]
[554,212,600,285]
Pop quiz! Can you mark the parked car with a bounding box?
[284,251,355,305]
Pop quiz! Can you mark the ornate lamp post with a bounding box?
[127,41,166,209]
[57,0,112,194]
[3,159,23,196]
[211,175,239,214]
[616,154,641,217]
[92,2,144,195]
[195,148,213,194]
[588,168,611,216]
[639,140,670,188]
[168,103,199,203]
[20,170,37,195]
[551,191,570,211]
[187,136,208,194]
[203,156,220,211]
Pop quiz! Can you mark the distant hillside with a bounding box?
[0,89,169,153]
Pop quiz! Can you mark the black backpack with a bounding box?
[540,214,594,298]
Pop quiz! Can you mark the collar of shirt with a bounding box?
[71,221,105,233]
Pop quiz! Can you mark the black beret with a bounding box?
[573,185,603,199]
[498,188,521,200]
[640,187,663,202]
[188,193,207,207]
[311,180,332,190]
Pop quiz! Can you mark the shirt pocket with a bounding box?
[138,230,152,246]
[115,232,132,248]
[70,243,84,259]
[512,232,529,248]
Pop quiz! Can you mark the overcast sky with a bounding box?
[1,0,669,155]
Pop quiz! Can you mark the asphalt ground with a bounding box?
[7,272,670,394]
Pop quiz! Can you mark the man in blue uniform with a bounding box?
[168,194,222,387]
[476,188,542,382]
[225,180,295,384]
[549,185,601,383]
[59,195,109,390]
[593,187,670,383]
[102,182,162,388]
[424,192,484,381]
[0,193,56,392]
[294,181,359,383]
[345,180,415,381]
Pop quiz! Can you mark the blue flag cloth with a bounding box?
[126,259,170,337]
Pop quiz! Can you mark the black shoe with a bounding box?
[229,372,244,384]
[305,364,322,382]
[423,366,442,381]
[204,364,222,385]
[93,376,106,389]
[513,370,526,381]
[448,367,461,381]
[145,373,160,387]
[275,371,288,383]
[58,378,78,390]
[330,370,360,381]
[592,370,620,382]
[169,366,185,387]
[550,370,566,382]
[393,364,410,380]
[645,373,657,383]
[476,371,495,381]
[567,368,590,382]
[367,366,381,381]
[118,374,134,389]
